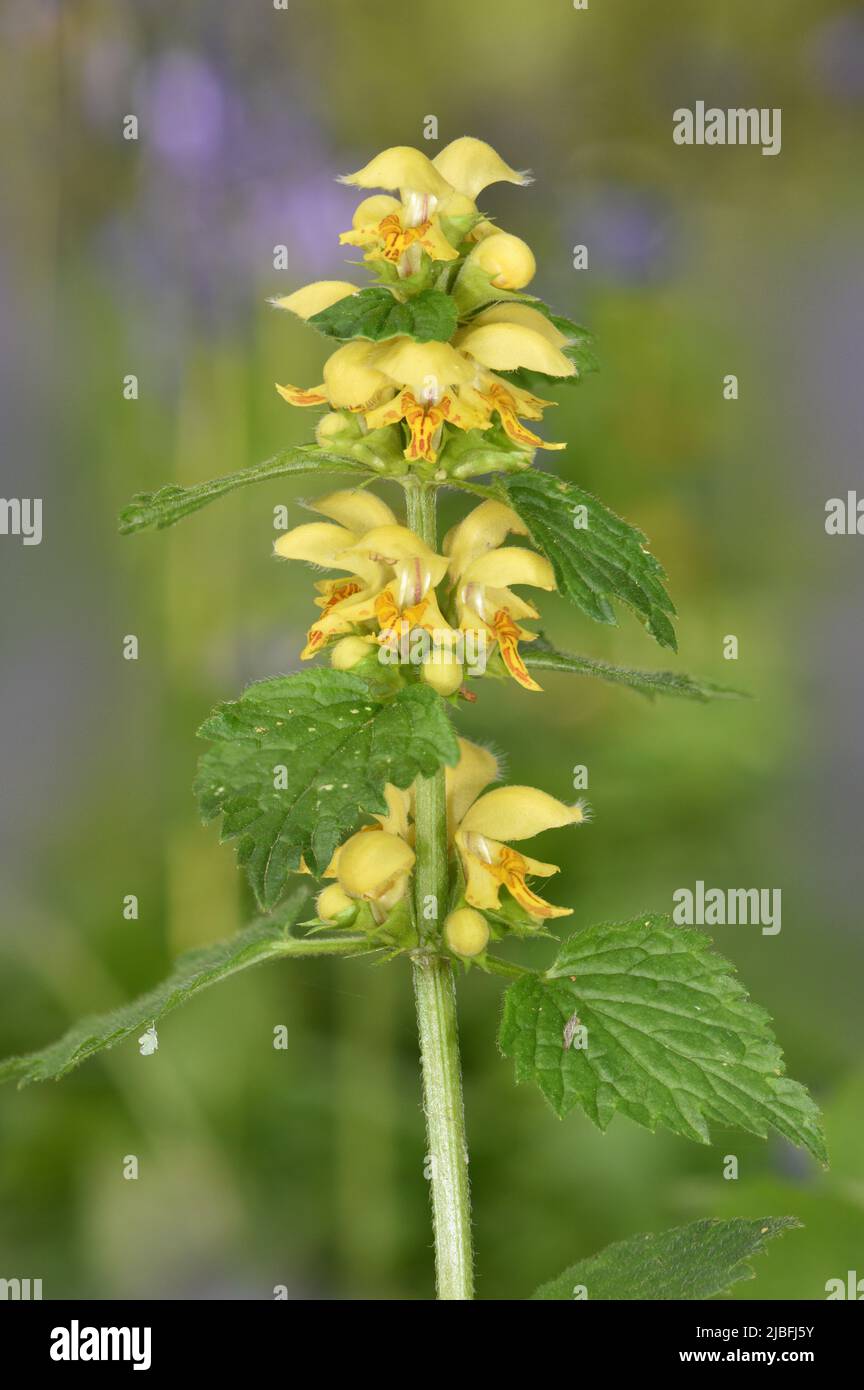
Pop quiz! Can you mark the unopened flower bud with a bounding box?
[315,410,363,447]
[421,656,464,697]
[444,908,490,958]
[337,829,415,902]
[330,636,376,671]
[466,232,536,289]
[316,884,358,925]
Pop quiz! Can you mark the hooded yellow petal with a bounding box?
[371,338,475,392]
[461,547,555,592]
[271,281,358,320]
[463,232,536,290]
[340,523,446,574]
[458,321,575,376]
[323,341,393,408]
[340,146,454,201]
[469,302,570,348]
[274,521,358,566]
[433,137,530,201]
[310,489,397,533]
[336,828,415,901]
[444,500,529,579]
[460,786,586,840]
[446,738,499,832]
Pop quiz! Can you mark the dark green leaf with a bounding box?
[196,670,459,908]
[0,894,380,1088]
[309,286,457,343]
[118,447,368,535]
[500,471,677,649]
[531,1217,801,1301]
[524,645,748,702]
[499,913,827,1163]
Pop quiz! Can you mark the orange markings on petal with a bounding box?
[276,383,329,407]
[491,609,542,692]
[494,847,571,918]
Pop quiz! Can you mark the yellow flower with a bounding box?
[454,785,588,920]
[444,500,554,691]
[274,490,397,657]
[339,139,529,277]
[362,339,482,463]
[452,309,574,451]
[274,490,458,659]
[337,522,454,644]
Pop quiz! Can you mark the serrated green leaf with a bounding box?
[196,670,459,908]
[499,913,827,1163]
[309,286,457,343]
[531,1216,801,1301]
[524,645,747,702]
[0,893,380,1088]
[118,447,368,534]
[500,471,677,649]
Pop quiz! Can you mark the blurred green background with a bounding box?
[1,0,862,1300]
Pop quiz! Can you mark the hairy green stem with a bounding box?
[404,479,475,1301]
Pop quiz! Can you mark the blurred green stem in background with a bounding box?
[405,480,475,1301]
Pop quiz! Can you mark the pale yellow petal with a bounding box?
[433,137,530,200]
[458,321,575,376]
[371,338,475,391]
[324,340,393,408]
[444,500,529,579]
[340,146,454,200]
[460,786,586,841]
[461,547,555,592]
[340,523,445,572]
[459,848,503,911]
[310,488,397,532]
[271,280,358,319]
[417,217,461,262]
[469,302,570,348]
[446,738,499,831]
[274,521,358,566]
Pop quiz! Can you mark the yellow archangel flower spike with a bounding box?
[455,786,588,920]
